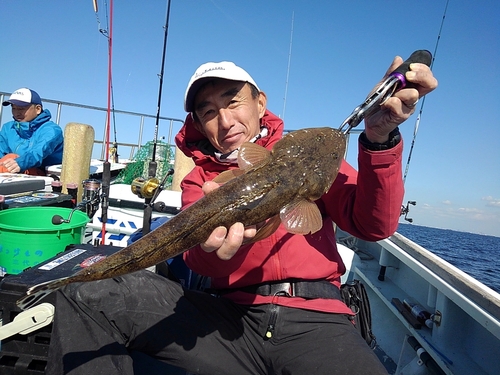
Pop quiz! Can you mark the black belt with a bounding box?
[216,280,341,300]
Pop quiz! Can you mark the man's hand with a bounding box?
[199,181,257,260]
[364,56,438,143]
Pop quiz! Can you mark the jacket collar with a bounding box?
[14,109,52,139]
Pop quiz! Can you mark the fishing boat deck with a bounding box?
[337,229,500,375]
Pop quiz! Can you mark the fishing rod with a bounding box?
[338,49,432,225]
[92,0,114,244]
[141,0,173,235]
[339,1,449,223]
[339,49,433,134]
[400,0,449,222]
[93,2,119,163]
[403,0,449,184]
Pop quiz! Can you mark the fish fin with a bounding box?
[212,169,246,184]
[243,215,282,245]
[280,200,323,235]
[238,142,271,171]
[16,276,71,311]
[212,143,270,184]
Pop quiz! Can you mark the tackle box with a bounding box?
[2,192,73,210]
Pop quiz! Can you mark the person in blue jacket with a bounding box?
[1,88,63,174]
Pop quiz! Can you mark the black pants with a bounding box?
[46,270,388,375]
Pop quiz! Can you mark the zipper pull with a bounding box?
[265,304,279,339]
[265,324,274,339]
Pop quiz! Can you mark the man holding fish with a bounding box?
[46,56,437,374]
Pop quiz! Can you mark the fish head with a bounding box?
[274,127,346,200]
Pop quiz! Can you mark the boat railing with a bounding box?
[1,91,360,164]
[0,91,185,161]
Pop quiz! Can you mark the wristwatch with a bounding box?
[359,128,401,151]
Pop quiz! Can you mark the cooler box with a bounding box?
[0,174,54,195]
[88,184,181,246]
[2,192,73,210]
[0,243,123,375]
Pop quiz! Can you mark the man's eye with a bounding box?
[201,109,215,118]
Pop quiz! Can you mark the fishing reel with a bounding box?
[131,177,160,199]
[131,169,174,236]
[52,179,103,225]
[401,200,416,223]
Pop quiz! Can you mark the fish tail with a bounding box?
[16,277,70,310]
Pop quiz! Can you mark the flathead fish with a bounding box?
[17,127,346,310]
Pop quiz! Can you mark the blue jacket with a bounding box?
[0,109,63,172]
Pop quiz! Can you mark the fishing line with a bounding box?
[93,0,106,36]
[403,0,449,184]
[282,11,294,122]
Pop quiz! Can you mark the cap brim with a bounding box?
[185,77,215,113]
[185,78,259,113]
[2,100,31,107]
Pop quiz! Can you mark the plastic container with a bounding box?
[0,207,89,275]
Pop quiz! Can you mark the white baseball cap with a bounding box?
[2,88,42,107]
[184,61,260,112]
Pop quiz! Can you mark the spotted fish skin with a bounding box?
[17,127,346,310]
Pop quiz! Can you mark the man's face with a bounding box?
[11,104,41,122]
[193,79,266,154]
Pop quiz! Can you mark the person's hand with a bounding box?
[0,158,21,173]
[364,56,438,143]
[199,181,257,260]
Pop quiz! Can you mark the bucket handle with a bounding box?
[57,227,81,239]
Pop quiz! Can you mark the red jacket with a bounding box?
[175,110,404,314]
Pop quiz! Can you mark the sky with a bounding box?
[1,0,499,237]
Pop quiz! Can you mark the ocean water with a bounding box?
[396,223,500,293]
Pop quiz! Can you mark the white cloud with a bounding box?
[413,198,500,235]
[457,207,481,213]
[482,196,500,208]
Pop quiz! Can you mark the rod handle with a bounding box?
[390,50,432,89]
